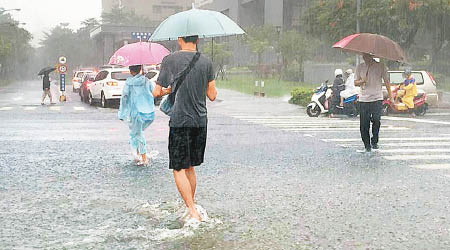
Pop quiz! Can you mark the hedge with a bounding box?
[289,87,315,107]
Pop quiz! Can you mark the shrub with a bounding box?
[289,87,314,107]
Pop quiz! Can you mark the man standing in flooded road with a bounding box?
[154,35,217,222]
[354,53,393,152]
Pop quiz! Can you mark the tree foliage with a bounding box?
[0,9,33,79]
[305,0,450,70]
[244,25,277,67]
[39,19,99,72]
[202,40,232,79]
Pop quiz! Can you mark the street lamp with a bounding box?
[0,8,21,14]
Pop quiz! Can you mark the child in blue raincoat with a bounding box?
[118,65,155,166]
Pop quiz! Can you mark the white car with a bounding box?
[88,67,132,108]
[72,69,95,92]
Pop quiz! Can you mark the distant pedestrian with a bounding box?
[153,35,217,222]
[41,73,53,105]
[354,53,393,152]
[118,65,155,166]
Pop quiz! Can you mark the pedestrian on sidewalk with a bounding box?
[118,65,155,166]
[153,35,217,222]
[355,53,393,152]
[41,73,53,105]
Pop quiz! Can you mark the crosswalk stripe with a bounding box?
[378,148,450,154]
[323,137,450,142]
[383,116,450,125]
[411,164,450,170]
[73,106,85,111]
[426,113,450,116]
[24,107,36,111]
[339,142,450,148]
[49,106,60,111]
[269,124,395,128]
[283,127,408,132]
[383,155,450,160]
[0,107,12,111]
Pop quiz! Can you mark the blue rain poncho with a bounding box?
[118,74,155,154]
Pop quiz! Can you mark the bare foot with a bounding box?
[189,207,202,222]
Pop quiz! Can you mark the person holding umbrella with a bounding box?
[354,53,393,152]
[150,4,243,223]
[118,65,156,166]
[41,73,54,105]
[333,33,405,152]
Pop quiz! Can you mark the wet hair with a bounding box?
[181,35,199,44]
[129,65,142,74]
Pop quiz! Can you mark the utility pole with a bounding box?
[356,0,361,67]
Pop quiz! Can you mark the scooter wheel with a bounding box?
[414,103,428,116]
[307,105,321,117]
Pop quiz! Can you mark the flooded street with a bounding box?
[1,81,450,249]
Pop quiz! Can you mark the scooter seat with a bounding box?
[343,94,357,103]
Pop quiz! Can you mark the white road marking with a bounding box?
[338,142,450,148]
[233,115,306,119]
[0,107,12,111]
[384,155,450,160]
[383,116,450,125]
[411,164,450,170]
[284,127,408,132]
[378,148,450,154]
[13,96,23,101]
[426,113,450,116]
[73,106,85,111]
[49,106,60,111]
[323,137,450,142]
[24,107,36,111]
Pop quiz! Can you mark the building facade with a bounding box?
[102,0,194,26]
[92,0,194,65]
[197,0,311,31]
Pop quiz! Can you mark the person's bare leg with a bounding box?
[340,96,344,107]
[185,166,196,200]
[142,153,147,163]
[173,169,201,221]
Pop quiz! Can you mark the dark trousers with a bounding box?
[359,101,382,149]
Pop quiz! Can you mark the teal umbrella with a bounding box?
[149,5,245,41]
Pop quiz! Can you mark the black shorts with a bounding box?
[168,127,207,171]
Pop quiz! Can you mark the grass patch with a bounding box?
[216,75,316,97]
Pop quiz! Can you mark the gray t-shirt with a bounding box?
[355,61,389,102]
[157,51,214,127]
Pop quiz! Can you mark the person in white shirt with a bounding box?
[339,69,357,107]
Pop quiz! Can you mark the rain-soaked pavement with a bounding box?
[1,80,450,249]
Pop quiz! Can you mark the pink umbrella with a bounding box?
[108,42,170,66]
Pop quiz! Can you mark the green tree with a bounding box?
[202,40,232,80]
[278,30,312,81]
[305,0,422,50]
[0,10,33,79]
[244,25,277,74]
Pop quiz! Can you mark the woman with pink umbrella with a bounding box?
[116,42,170,166]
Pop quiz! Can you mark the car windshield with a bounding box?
[111,72,132,81]
[388,72,424,85]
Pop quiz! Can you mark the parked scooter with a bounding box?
[306,81,359,117]
[382,85,428,116]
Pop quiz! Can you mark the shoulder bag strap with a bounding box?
[168,52,201,103]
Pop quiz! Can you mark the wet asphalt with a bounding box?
[1,80,450,249]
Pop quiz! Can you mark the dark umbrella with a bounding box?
[332,33,407,62]
[38,67,56,76]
